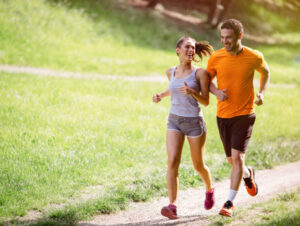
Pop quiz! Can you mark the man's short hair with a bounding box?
[221,19,244,37]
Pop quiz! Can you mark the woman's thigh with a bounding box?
[166,129,185,165]
[187,132,206,164]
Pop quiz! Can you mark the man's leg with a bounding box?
[231,114,257,197]
[220,149,247,217]
[220,114,257,217]
[230,148,245,191]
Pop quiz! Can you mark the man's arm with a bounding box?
[255,62,270,106]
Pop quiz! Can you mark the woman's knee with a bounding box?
[168,156,181,170]
[194,162,207,173]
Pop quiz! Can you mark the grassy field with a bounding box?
[210,187,300,226]
[0,0,217,75]
[0,71,299,224]
[0,0,300,224]
[0,0,299,83]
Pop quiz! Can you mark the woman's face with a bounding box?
[176,38,195,62]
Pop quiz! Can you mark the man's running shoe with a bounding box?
[161,204,178,219]
[243,167,258,196]
[219,200,234,217]
[204,187,215,210]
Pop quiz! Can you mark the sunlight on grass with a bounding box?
[0,0,202,75]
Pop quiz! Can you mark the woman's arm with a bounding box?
[209,81,228,102]
[152,68,172,103]
[179,68,209,106]
[196,69,210,106]
[153,88,170,103]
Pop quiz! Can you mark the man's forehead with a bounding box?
[220,28,235,36]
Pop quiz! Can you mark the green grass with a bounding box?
[209,188,300,226]
[0,72,167,217]
[256,44,300,85]
[0,0,216,75]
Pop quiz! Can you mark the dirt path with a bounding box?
[78,161,300,226]
[0,65,167,82]
[0,64,295,89]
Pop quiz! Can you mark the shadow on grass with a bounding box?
[256,208,300,226]
[9,214,209,226]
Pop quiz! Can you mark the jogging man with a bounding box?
[207,19,270,217]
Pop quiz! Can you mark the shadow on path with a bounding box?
[79,214,208,226]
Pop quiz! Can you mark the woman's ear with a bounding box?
[176,47,180,56]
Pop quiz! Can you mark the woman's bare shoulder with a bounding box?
[166,67,174,79]
[195,68,209,80]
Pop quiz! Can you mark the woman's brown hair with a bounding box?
[176,36,214,61]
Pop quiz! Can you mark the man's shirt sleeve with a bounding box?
[206,54,217,80]
[255,50,268,72]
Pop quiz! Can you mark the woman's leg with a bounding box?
[166,130,185,204]
[187,132,212,191]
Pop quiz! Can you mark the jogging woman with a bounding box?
[153,36,215,219]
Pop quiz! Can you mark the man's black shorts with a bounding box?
[217,114,256,157]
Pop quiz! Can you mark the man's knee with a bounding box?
[231,149,245,165]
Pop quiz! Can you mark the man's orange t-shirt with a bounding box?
[207,47,267,118]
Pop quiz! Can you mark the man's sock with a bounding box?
[227,189,238,202]
[243,165,250,178]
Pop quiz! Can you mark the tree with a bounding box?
[146,0,233,28]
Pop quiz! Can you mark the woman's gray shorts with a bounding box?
[167,113,206,137]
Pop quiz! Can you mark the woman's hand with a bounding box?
[152,93,162,103]
[179,82,195,95]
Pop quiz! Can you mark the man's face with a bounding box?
[221,28,239,52]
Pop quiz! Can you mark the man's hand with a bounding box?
[255,93,264,105]
[152,93,161,103]
[216,89,228,102]
[180,82,194,95]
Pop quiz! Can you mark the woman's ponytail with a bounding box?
[195,41,214,61]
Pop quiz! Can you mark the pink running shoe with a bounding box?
[204,187,215,210]
[161,204,178,219]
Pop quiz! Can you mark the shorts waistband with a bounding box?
[169,113,202,120]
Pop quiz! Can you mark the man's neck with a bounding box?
[228,44,243,56]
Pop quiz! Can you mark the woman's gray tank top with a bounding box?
[169,66,203,117]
